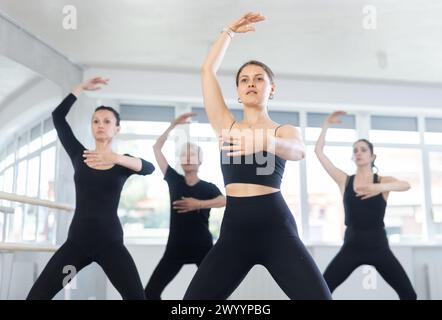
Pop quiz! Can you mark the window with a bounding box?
[306,145,355,242]
[26,156,40,198]
[306,112,357,143]
[116,104,177,241]
[3,167,14,193]
[305,112,356,242]
[36,207,57,242]
[16,160,27,195]
[117,138,175,239]
[194,139,225,239]
[375,148,424,241]
[281,161,302,236]
[42,118,56,147]
[0,116,58,244]
[370,115,419,144]
[18,134,28,159]
[29,124,42,153]
[425,118,442,145]
[40,147,56,201]
[429,152,442,225]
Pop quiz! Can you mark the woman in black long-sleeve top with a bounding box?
[27,77,155,300]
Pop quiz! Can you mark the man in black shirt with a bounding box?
[144,113,226,300]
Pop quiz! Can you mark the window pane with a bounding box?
[0,174,3,192]
[190,123,216,138]
[26,156,40,197]
[23,205,37,241]
[16,160,27,195]
[425,132,442,145]
[0,154,5,172]
[375,148,423,241]
[120,121,172,136]
[281,161,302,237]
[195,140,225,239]
[305,127,357,143]
[429,152,442,225]
[0,214,4,241]
[29,137,42,153]
[3,167,14,193]
[370,130,420,144]
[42,129,57,146]
[116,138,175,239]
[40,147,56,200]
[8,205,24,242]
[5,152,14,167]
[29,124,42,153]
[18,134,28,159]
[36,207,57,243]
[306,145,355,242]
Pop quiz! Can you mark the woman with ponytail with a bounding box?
[314,111,417,300]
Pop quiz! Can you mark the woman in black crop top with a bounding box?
[184,13,331,300]
[27,77,155,300]
[315,111,416,299]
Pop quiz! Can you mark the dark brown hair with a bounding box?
[94,106,120,126]
[235,60,275,86]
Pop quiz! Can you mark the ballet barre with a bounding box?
[0,191,72,299]
[0,191,74,212]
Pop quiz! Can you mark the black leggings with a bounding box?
[27,239,145,300]
[323,227,417,300]
[183,192,331,300]
[144,250,208,300]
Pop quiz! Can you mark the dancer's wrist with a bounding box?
[222,26,235,39]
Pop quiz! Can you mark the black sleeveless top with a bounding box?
[343,174,387,230]
[220,121,286,188]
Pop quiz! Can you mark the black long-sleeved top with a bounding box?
[52,94,155,249]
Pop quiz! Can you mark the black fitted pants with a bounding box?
[27,239,145,300]
[184,192,331,300]
[323,227,417,300]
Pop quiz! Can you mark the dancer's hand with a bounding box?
[83,150,119,168]
[81,77,109,91]
[355,184,384,200]
[324,111,346,127]
[73,77,109,97]
[220,129,266,156]
[171,112,197,127]
[173,197,202,213]
[227,12,266,34]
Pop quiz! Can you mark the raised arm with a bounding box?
[201,12,265,134]
[52,77,108,159]
[153,112,196,175]
[314,111,349,193]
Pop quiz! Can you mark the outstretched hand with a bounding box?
[325,111,347,126]
[172,112,197,127]
[81,77,109,91]
[227,12,266,33]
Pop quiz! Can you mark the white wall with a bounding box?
[84,67,442,117]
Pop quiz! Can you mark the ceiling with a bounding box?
[0,0,442,85]
[0,55,39,107]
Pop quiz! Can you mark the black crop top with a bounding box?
[343,174,387,230]
[220,121,286,188]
